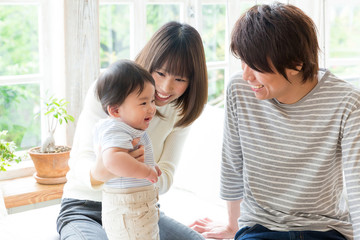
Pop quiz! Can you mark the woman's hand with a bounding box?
[189,218,238,239]
[90,138,145,186]
[128,138,145,163]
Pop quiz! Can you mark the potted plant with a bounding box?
[28,95,74,185]
[0,130,22,172]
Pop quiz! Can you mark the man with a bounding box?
[192,3,360,240]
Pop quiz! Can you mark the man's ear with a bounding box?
[295,63,303,72]
[107,105,120,118]
[288,64,303,76]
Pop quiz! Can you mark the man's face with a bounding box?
[241,61,306,104]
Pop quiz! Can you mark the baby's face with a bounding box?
[116,82,156,130]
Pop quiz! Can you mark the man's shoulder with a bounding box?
[321,70,360,97]
[319,70,360,109]
[227,72,250,94]
[229,71,244,84]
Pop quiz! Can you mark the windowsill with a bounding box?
[0,175,64,209]
[0,160,35,181]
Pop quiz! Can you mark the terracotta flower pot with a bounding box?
[28,146,71,185]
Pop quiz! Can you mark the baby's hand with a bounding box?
[155,164,162,177]
[145,167,158,183]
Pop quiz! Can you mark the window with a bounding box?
[99,1,183,64]
[1,0,360,170]
[99,3,131,68]
[0,0,64,165]
[0,2,41,151]
[202,3,226,106]
[99,0,229,105]
[146,3,182,40]
[326,0,360,87]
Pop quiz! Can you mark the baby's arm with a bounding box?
[102,147,158,183]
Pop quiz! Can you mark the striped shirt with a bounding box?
[93,118,154,189]
[220,69,360,240]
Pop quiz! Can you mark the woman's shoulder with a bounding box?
[148,104,181,133]
[156,103,180,119]
[81,81,108,118]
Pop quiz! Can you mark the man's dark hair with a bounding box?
[230,2,319,82]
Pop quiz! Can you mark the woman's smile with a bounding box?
[155,91,171,101]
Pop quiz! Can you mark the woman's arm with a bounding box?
[68,82,106,189]
[153,125,191,194]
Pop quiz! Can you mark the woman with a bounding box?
[56,21,208,240]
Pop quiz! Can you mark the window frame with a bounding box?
[0,0,65,179]
[0,0,66,143]
[1,0,360,180]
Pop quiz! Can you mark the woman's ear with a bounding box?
[107,105,120,118]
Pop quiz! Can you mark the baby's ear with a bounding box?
[107,105,120,117]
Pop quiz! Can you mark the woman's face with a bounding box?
[152,67,189,107]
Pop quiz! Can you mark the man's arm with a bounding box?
[226,200,242,233]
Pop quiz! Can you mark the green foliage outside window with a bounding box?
[202,4,226,62]
[328,3,360,86]
[202,4,226,104]
[0,4,41,151]
[0,84,41,150]
[0,5,39,75]
[208,69,224,107]
[2,2,360,154]
[146,4,180,40]
[99,4,130,68]
[329,4,360,58]
[0,130,22,171]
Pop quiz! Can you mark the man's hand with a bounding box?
[190,200,241,239]
[189,217,238,239]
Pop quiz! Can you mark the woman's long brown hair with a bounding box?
[136,21,208,128]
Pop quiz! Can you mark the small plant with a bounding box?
[36,95,75,153]
[0,130,22,171]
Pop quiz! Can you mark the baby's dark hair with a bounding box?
[230,2,319,82]
[95,59,155,115]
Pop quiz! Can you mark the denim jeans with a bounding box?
[235,224,346,240]
[57,198,204,240]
